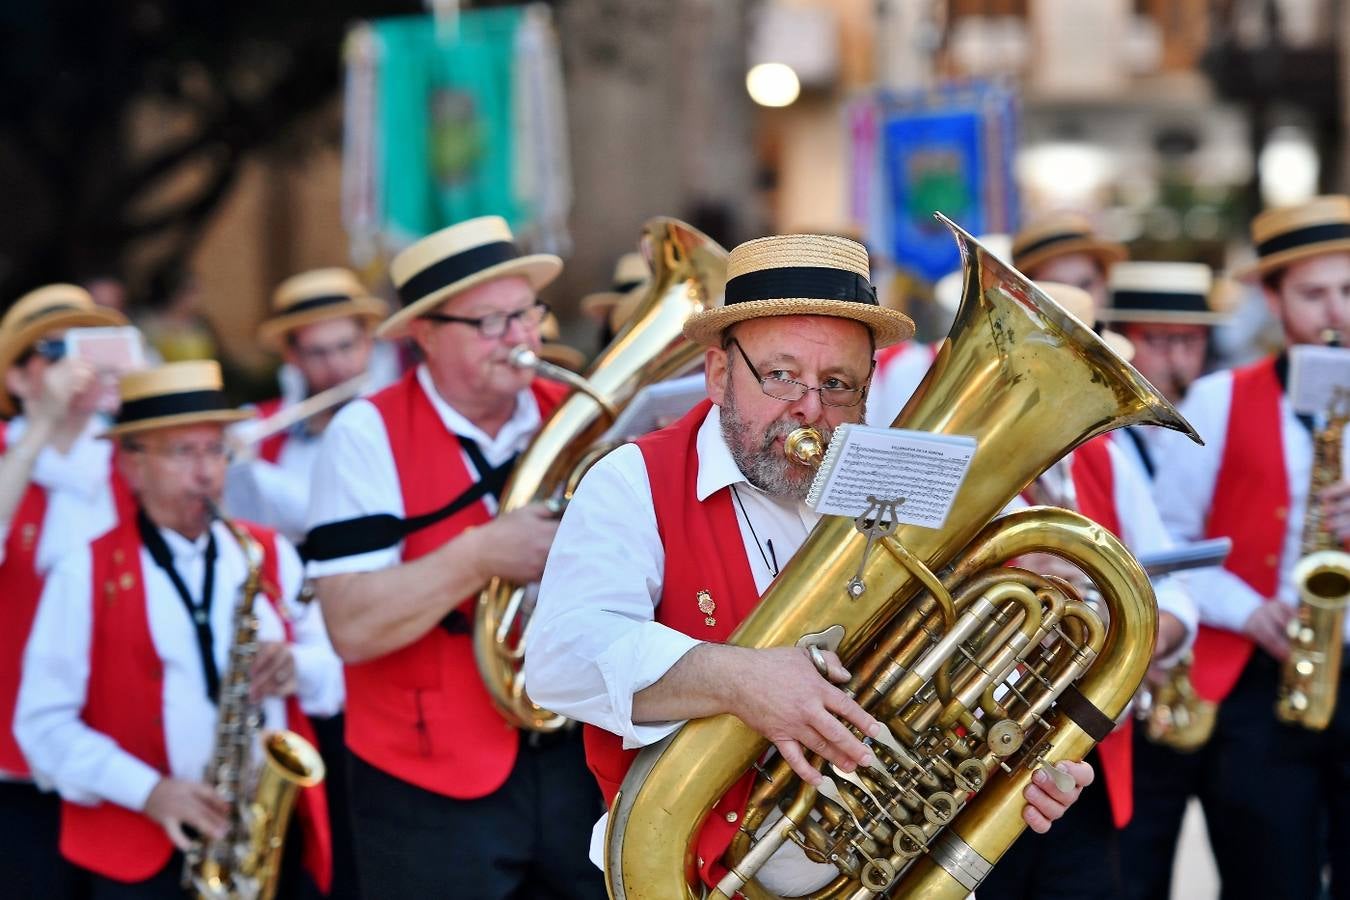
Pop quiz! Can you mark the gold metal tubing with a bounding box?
[605,218,1187,900]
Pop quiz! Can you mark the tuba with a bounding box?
[605,217,1200,899]
[186,501,326,900]
[1276,383,1350,730]
[475,217,728,731]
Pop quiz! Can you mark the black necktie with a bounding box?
[136,510,221,701]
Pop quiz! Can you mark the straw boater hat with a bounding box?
[378,215,563,340]
[257,268,387,348]
[682,233,914,348]
[102,360,250,438]
[1237,195,1350,281]
[1100,261,1229,326]
[0,284,127,417]
[1012,212,1128,276]
[1039,281,1135,362]
[580,252,649,322]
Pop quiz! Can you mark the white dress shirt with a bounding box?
[224,427,325,546]
[304,364,542,578]
[1152,366,1350,639]
[16,521,344,814]
[0,416,118,575]
[529,405,841,893]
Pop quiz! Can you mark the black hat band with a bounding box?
[725,267,878,306]
[1255,222,1350,259]
[17,303,80,329]
[1111,290,1209,316]
[116,389,229,426]
[280,294,360,316]
[1013,231,1092,263]
[397,241,520,309]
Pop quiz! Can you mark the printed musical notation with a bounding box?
[806,425,977,528]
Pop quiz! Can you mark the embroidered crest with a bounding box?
[697,589,716,627]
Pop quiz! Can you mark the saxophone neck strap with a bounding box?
[300,435,518,563]
[136,507,221,701]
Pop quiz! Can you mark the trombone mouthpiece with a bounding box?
[784,427,826,468]
[508,345,541,370]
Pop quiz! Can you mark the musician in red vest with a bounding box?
[1100,263,1232,899]
[527,233,1095,896]
[304,215,605,898]
[1151,195,1350,900]
[0,283,130,898]
[225,268,387,545]
[973,283,1197,900]
[15,360,343,899]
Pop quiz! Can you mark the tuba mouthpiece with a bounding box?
[508,345,541,370]
[784,427,826,468]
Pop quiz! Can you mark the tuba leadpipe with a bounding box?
[604,216,1200,899]
[476,217,729,732]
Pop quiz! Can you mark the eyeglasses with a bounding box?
[728,339,868,407]
[124,441,231,467]
[420,302,550,339]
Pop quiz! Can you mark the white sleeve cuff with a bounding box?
[597,624,704,751]
[291,643,344,718]
[99,755,163,814]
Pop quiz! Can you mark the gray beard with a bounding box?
[720,384,831,502]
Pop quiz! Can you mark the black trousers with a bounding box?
[0,780,88,900]
[308,713,361,900]
[975,749,1123,900]
[1121,652,1350,900]
[347,728,607,900]
[87,823,310,899]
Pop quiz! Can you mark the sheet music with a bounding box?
[600,373,706,442]
[1289,344,1350,415]
[807,424,977,528]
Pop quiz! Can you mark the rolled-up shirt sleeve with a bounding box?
[526,443,703,750]
[16,548,162,812]
[303,400,403,578]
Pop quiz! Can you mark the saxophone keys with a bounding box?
[1296,659,1316,676]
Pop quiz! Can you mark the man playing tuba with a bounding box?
[527,233,1094,896]
[15,360,343,899]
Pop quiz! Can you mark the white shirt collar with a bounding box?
[414,364,540,457]
[694,402,757,502]
[157,521,214,564]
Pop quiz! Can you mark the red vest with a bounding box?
[348,370,568,798]
[61,516,331,891]
[253,398,288,464]
[583,400,762,889]
[0,423,48,776]
[1067,436,1134,829]
[1191,357,1289,703]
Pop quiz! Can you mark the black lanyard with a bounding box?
[136,509,220,702]
[1123,428,1156,479]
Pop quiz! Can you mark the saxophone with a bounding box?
[605,218,1200,899]
[1275,385,1350,730]
[1140,652,1217,752]
[476,217,728,731]
[185,501,326,900]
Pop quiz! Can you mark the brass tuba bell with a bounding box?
[604,216,1200,899]
[475,217,729,731]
